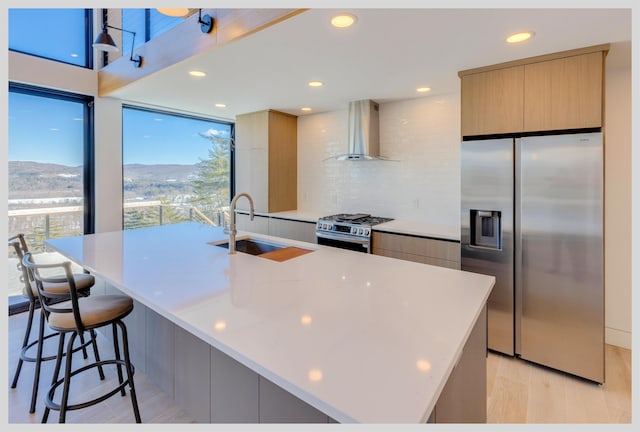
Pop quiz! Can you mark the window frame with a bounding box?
[8,82,96,235]
[120,104,235,229]
[8,8,94,69]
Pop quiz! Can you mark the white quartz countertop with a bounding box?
[46,222,492,423]
[236,209,460,241]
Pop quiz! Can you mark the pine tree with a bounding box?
[191,130,231,224]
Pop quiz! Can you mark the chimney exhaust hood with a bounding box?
[334,99,388,161]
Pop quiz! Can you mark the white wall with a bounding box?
[9,50,97,95]
[297,93,461,226]
[604,51,632,348]
[297,54,632,349]
[94,97,124,232]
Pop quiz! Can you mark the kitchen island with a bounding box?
[46,222,494,424]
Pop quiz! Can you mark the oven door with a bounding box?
[316,231,370,253]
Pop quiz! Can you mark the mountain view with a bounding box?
[9,160,204,206]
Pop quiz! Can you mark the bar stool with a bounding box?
[22,252,141,423]
[8,234,95,414]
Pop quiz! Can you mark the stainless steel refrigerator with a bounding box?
[461,132,604,383]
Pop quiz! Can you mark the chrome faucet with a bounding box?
[225,192,255,254]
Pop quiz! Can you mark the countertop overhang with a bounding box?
[46,222,493,423]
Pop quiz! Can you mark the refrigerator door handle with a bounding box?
[514,138,523,355]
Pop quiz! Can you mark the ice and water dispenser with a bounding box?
[470,210,502,250]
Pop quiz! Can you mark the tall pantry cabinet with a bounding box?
[234,109,297,213]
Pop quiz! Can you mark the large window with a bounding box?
[9,8,93,68]
[8,84,94,311]
[122,107,233,230]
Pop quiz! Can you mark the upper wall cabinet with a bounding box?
[235,109,297,213]
[523,51,603,132]
[460,65,524,136]
[459,44,608,137]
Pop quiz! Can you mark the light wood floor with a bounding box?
[487,345,632,423]
[7,309,196,424]
[7,311,632,424]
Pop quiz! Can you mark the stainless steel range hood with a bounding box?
[335,99,386,161]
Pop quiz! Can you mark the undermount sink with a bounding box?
[214,238,285,256]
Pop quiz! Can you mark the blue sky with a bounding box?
[8,91,85,166]
[9,93,232,166]
[122,108,231,165]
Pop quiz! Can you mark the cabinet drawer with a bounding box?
[236,213,269,234]
[372,231,460,262]
[372,248,460,269]
[268,218,317,243]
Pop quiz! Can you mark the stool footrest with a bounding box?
[19,332,93,363]
[44,359,135,413]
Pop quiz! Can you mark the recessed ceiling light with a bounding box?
[506,31,535,44]
[301,107,312,112]
[416,87,431,93]
[331,14,357,28]
[308,369,323,382]
[70,53,79,58]
[308,80,324,87]
[189,70,207,77]
[215,103,226,108]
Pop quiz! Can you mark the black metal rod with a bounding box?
[102,24,142,66]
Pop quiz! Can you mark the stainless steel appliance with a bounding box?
[316,213,393,253]
[461,132,604,383]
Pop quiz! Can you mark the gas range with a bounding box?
[316,213,394,253]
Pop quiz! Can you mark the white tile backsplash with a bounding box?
[297,94,460,226]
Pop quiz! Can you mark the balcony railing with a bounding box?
[8,202,229,254]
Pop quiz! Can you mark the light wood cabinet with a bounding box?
[459,44,607,136]
[523,51,603,131]
[372,231,460,269]
[235,109,297,213]
[461,66,524,136]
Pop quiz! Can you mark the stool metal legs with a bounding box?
[11,303,94,414]
[42,320,141,423]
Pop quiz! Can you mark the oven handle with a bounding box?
[316,231,370,245]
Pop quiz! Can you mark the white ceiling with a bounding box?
[109,8,632,121]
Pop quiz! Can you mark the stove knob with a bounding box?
[365,228,370,236]
[350,227,356,235]
[357,228,363,235]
